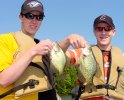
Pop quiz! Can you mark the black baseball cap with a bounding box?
[93,15,115,29]
[21,0,44,16]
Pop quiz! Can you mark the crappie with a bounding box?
[79,45,97,93]
[50,43,66,74]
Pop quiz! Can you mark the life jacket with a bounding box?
[78,45,124,100]
[13,31,53,99]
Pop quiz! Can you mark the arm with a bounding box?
[59,34,87,52]
[0,51,34,87]
[0,39,53,87]
[58,34,87,66]
[65,48,83,66]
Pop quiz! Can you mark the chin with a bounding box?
[99,42,109,46]
[29,30,37,34]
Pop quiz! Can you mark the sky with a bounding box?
[0,0,124,51]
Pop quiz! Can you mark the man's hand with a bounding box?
[67,34,87,49]
[59,34,87,52]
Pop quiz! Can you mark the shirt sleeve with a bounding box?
[0,33,18,71]
[65,48,83,66]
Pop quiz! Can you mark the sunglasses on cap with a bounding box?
[22,13,44,21]
[95,26,112,32]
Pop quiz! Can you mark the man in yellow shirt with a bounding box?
[0,0,86,100]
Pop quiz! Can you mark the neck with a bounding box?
[21,28,34,38]
[97,44,112,51]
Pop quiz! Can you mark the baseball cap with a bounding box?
[93,15,115,29]
[21,0,44,16]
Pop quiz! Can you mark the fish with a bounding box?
[50,42,66,75]
[79,45,97,93]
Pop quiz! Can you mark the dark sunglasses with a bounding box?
[22,13,44,21]
[95,26,112,32]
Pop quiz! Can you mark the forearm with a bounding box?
[59,37,70,52]
[0,39,53,87]
[0,50,34,87]
[59,34,87,52]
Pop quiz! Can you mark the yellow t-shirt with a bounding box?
[0,33,18,100]
[0,33,38,100]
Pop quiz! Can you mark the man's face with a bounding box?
[94,22,115,47]
[20,11,43,37]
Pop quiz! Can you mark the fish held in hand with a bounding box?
[50,43,66,74]
[79,45,97,93]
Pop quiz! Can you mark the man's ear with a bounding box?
[112,29,116,36]
[19,14,23,21]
